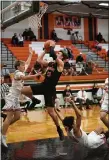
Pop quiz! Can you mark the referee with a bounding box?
[1,75,10,121]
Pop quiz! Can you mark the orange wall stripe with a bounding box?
[84,18,89,41]
[48,14,55,39]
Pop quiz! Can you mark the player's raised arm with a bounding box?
[70,100,82,130]
[25,47,34,72]
[54,108,64,122]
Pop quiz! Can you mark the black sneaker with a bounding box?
[32,97,41,104]
[57,127,64,141]
[27,98,41,110]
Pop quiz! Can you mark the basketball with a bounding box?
[44,40,55,52]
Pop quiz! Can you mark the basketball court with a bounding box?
[1,1,109,160]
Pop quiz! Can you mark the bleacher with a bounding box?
[1,38,108,82]
[84,41,109,61]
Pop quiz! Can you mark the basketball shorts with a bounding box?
[30,83,56,107]
[2,94,21,111]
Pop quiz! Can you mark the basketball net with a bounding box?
[28,2,48,29]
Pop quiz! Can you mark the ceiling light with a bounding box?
[64,0,81,2]
[99,3,109,6]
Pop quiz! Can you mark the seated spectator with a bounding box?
[11,33,18,46]
[1,63,10,77]
[86,52,93,63]
[76,88,92,110]
[92,83,98,103]
[97,85,105,103]
[63,84,75,107]
[76,52,84,63]
[84,62,93,75]
[18,34,24,47]
[22,29,29,40]
[76,62,84,75]
[96,32,106,43]
[51,29,61,42]
[66,47,74,60]
[62,68,69,76]
[71,33,76,44]
[28,28,37,41]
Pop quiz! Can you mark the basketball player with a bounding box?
[21,41,68,140]
[1,48,41,147]
[55,99,108,148]
[100,78,109,129]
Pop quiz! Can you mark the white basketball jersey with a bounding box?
[88,131,105,148]
[68,128,88,147]
[9,70,25,97]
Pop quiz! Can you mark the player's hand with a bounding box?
[35,72,42,79]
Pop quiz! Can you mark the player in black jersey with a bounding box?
[21,43,68,141]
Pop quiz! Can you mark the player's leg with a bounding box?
[21,85,41,106]
[100,111,109,129]
[10,110,21,125]
[1,111,14,147]
[45,91,64,141]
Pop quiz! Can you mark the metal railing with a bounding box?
[1,42,15,68]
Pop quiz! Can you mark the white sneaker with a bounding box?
[1,135,8,148]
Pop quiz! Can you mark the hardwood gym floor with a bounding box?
[2,105,109,160]
[6,105,107,144]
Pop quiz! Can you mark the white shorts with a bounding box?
[3,94,21,111]
[88,131,105,148]
[101,103,109,114]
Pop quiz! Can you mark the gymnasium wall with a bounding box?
[2,18,38,38]
[2,13,108,42]
[54,18,84,40]
[97,19,108,41]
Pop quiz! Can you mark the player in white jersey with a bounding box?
[100,77,109,129]
[1,48,41,148]
[55,99,107,149]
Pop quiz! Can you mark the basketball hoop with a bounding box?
[28,2,48,29]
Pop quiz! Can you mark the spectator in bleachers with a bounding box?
[51,29,61,42]
[96,85,105,103]
[1,63,10,77]
[76,88,92,110]
[66,47,74,60]
[11,33,18,46]
[62,69,69,76]
[22,29,29,40]
[71,33,76,44]
[84,62,93,75]
[28,28,37,41]
[76,52,84,63]
[96,32,106,43]
[32,61,42,74]
[18,34,24,47]
[86,52,93,63]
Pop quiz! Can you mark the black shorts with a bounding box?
[30,83,56,107]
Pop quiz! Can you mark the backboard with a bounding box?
[1,1,39,29]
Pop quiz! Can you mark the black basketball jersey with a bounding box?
[43,63,62,87]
